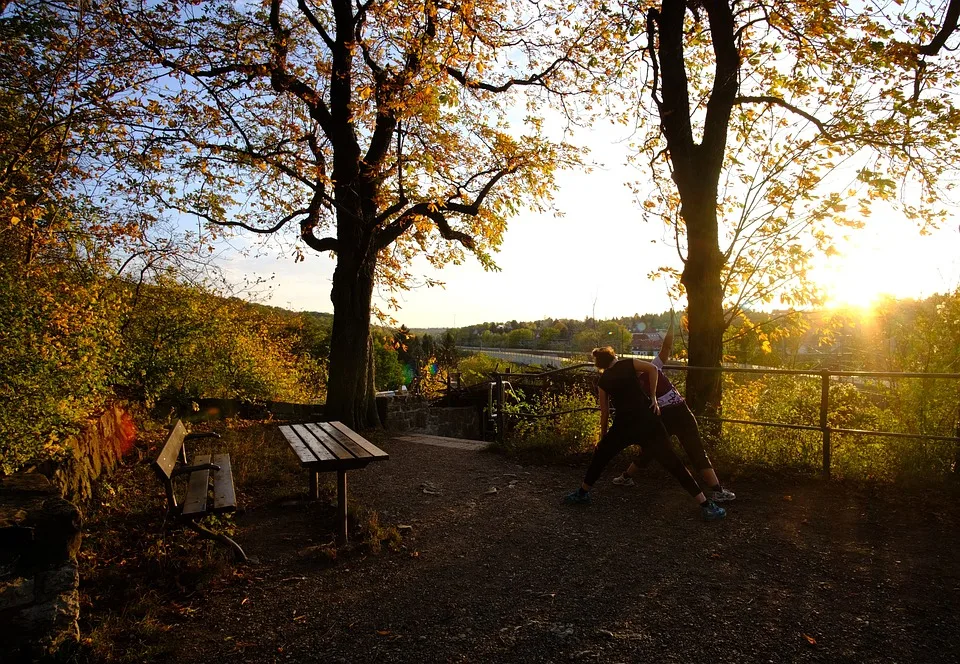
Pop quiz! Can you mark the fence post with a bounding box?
[953,412,960,474]
[495,374,505,444]
[820,370,831,479]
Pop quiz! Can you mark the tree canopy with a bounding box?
[618,0,960,413]
[116,0,619,426]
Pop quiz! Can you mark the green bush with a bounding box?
[119,280,324,406]
[0,263,125,474]
[500,386,599,460]
[456,352,521,387]
[718,372,957,481]
[373,334,405,391]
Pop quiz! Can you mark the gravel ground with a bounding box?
[163,435,960,664]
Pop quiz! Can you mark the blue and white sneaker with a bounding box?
[564,489,592,505]
[711,487,736,503]
[701,499,726,521]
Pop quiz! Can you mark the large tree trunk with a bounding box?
[680,190,725,418]
[654,1,738,420]
[324,241,380,429]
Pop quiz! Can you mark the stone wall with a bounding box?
[377,394,481,439]
[50,403,137,501]
[0,474,82,662]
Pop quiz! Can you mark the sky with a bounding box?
[211,112,960,329]
[216,160,960,329]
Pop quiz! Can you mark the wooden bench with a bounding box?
[151,420,247,561]
[278,421,389,544]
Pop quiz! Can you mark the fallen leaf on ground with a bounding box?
[803,633,817,645]
[783,495,793,501]
[485,487,498,495]
[377,630,391,636]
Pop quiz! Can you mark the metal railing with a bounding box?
[489,364,960,479]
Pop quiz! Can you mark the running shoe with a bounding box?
[612,474,636,487]
[564,489,592,505]
[710,487,736,503]
[701,499,726,521]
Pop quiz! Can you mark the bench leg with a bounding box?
[309,471,319,500]
[186,520,248,562]
[337,469,348,545]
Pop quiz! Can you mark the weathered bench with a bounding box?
[278,421,389,544]
[151,420,247,561]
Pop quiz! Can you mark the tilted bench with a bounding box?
[279,421,389,544]
[151,420,247,561]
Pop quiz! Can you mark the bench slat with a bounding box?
[152,421,188,481]
[182,454,211,516]
[211,453,237,513]
[290,424,340,462]
[279,425,328,464]
[317,421,372,459]
[300,423,353,461]
[328,421,389,459]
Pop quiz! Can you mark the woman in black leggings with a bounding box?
[564,347,726,521]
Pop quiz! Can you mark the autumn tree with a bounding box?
[622,1,960,415]
[117,0,616,427]
[1,0,167,471]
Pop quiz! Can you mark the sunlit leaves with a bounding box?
[626,0,960,329]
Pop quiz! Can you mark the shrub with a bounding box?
[718,372,957,481]
[457,352,521,387]
[500,385,599,460]
[0,263,125,474]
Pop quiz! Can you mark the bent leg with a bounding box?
[646,438,704,501]
[665,404,712,471]
[662,404,726,488]
[583,425,633,487]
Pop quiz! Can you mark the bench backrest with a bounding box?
[152,420,188,509]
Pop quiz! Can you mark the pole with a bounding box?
[496,374,505,444]
[820,370,831,479]
[336,470,348,544]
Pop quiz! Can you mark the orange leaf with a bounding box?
[803,633,817,645]
[377,630,391,636]
[783,495,793,502]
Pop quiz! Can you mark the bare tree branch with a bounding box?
[297,0,336,50]
[212,209,309,234]
[919,0,960,56]
[445,57,575,92]
[733,95,828,134]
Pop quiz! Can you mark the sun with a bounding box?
[822,273,886,309]
[813,239,920,310]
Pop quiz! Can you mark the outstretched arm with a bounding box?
[658,312,674,363]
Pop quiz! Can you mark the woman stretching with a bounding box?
[564,346,726,521]
[612,312,735,503]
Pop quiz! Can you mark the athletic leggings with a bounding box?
[583,411,702,497]
[634,403,712,471]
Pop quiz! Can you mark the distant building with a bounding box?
[631,331,664,353]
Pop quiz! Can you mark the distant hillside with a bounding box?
[410,327,450,337]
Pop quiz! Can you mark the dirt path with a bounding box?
[168,435,960,663]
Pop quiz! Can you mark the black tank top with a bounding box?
[597,359,651,411]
